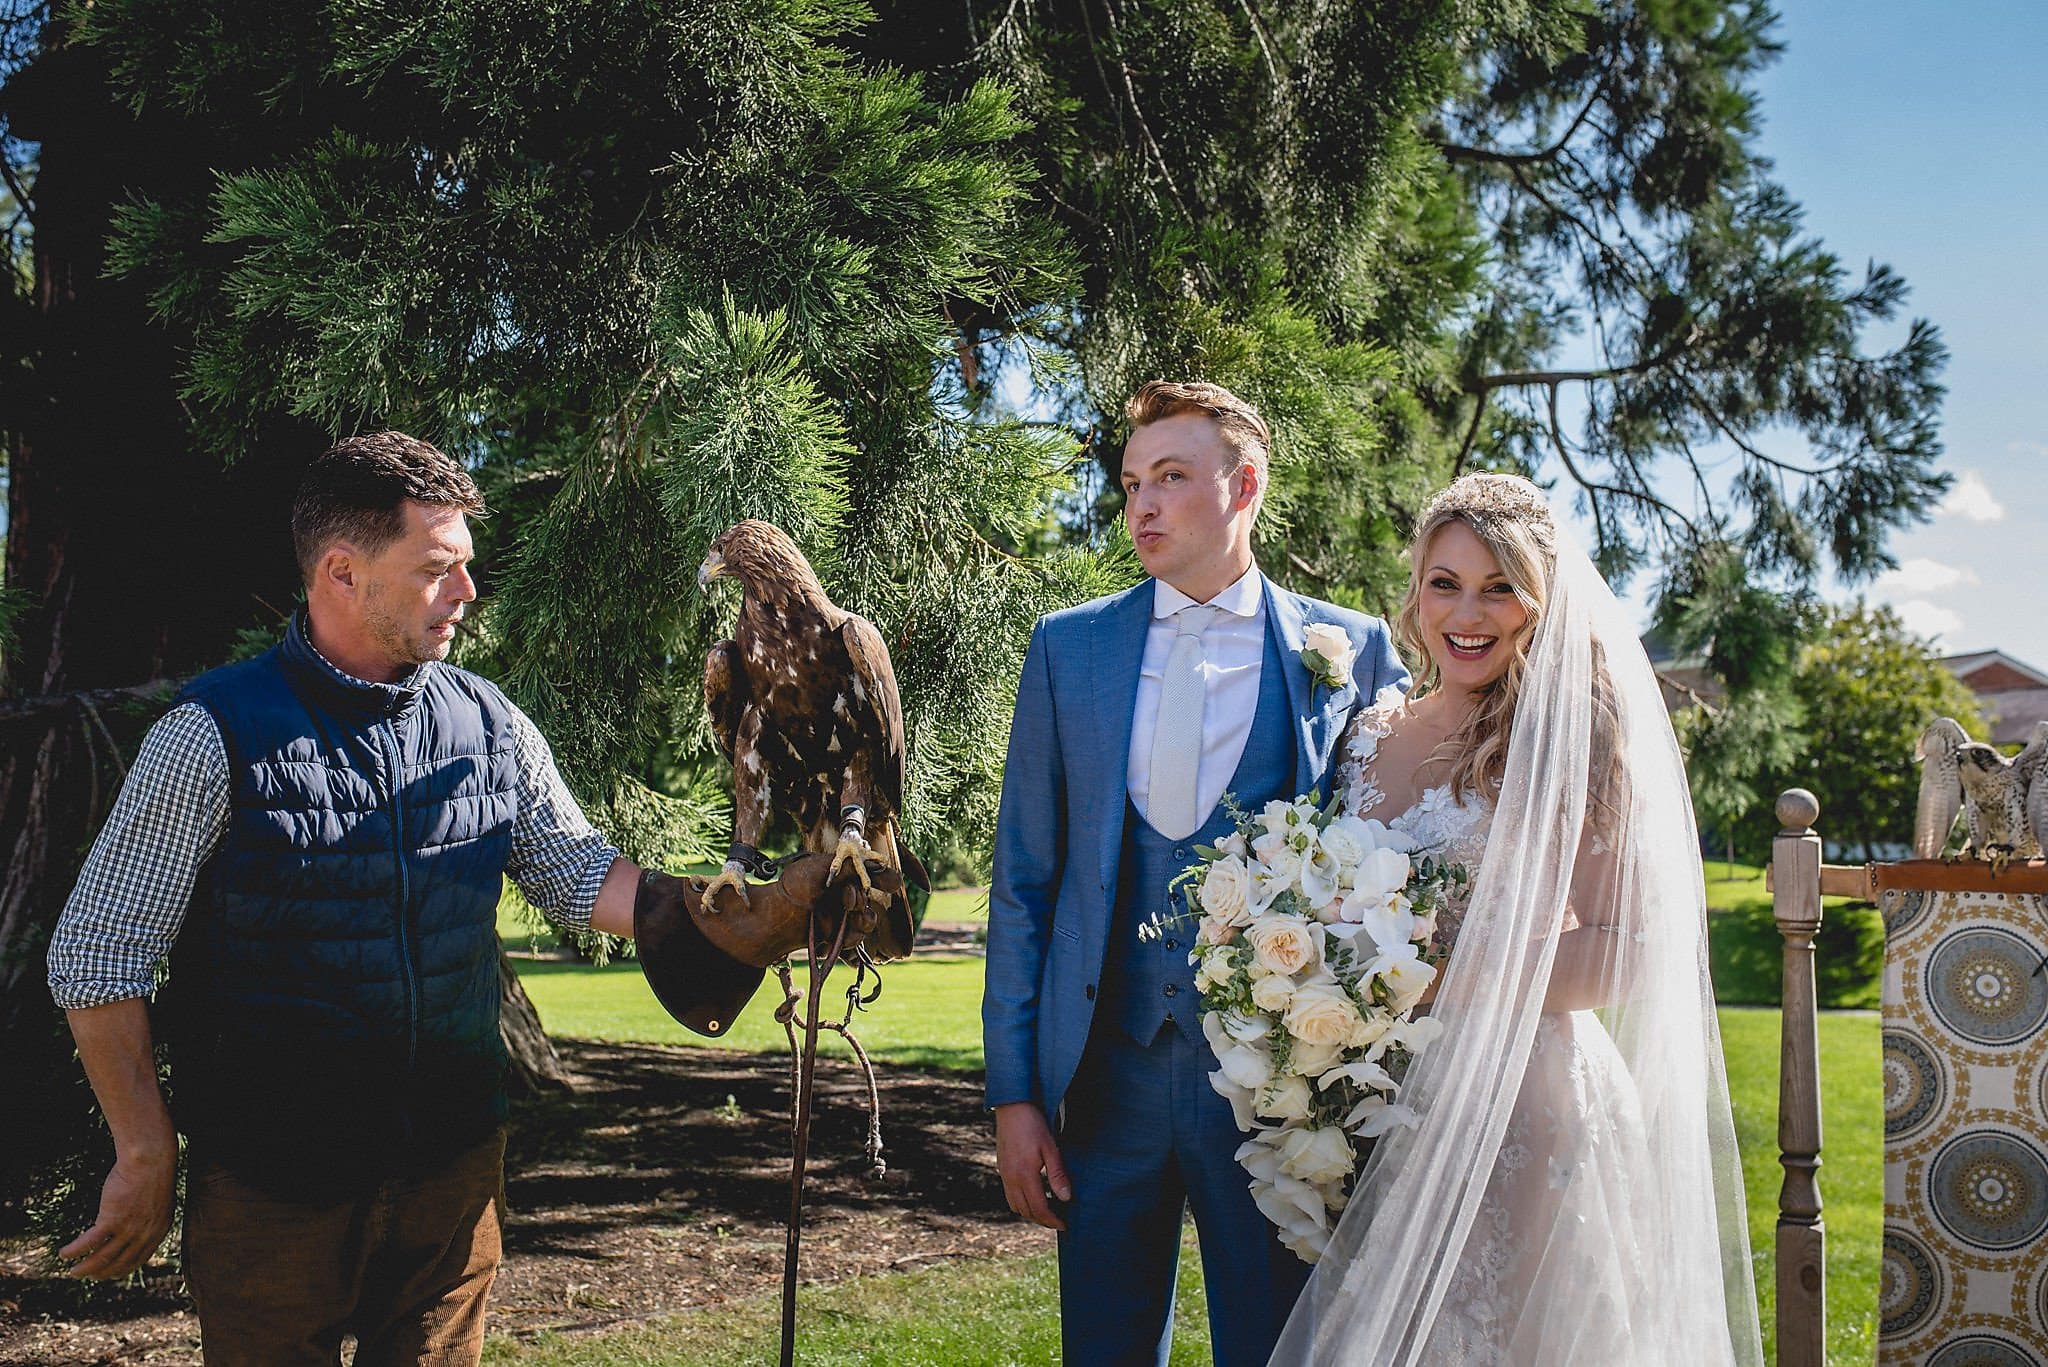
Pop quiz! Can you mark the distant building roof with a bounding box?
[1941,650,2048,744]
[1942,650,2048,691]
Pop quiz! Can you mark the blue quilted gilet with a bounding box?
[164,612,521,1196]
[1103,622,1297,1046]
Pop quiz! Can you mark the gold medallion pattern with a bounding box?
[1881,887,2048,1364]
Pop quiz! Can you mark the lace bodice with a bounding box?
[1335,690,1494,956]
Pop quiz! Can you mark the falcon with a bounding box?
[697,520,927,960]
[1914,717,2048,871]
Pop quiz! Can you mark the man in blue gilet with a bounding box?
[46,432,841,1365]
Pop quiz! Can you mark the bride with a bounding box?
[1272,474,1763,1364]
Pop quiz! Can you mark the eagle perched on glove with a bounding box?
[698,520,928,960]
[1914,717,2048,871]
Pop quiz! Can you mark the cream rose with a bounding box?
[1316,814,1374,868]
[1257,1074,1313,1122]
[1194,949,1240,995]
[1250,971,1297,1013]
[1302,621,1351,663]
[1290,1035,1345,1077]
[1247,916,1320,977]
[1197,856,1255,927]
[1285,980,1364,1047]
[1277,1122,1356,1187]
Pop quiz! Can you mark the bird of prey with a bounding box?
[697,520,928,960]
[1914,717,2048,871]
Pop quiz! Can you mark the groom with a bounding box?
[983,381,1407,1364]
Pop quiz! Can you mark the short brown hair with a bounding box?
[291,432,486,582]
[1125,380,1272,484]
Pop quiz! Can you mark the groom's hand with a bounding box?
[994,1102,1071,1231]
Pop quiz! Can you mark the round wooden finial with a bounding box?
[1776,788,1819,831]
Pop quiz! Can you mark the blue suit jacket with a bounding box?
[981,574,1408,1113]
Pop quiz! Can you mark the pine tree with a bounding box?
[84,0,1110,866]
[0,0,1111,1199]
[877,1,1948,614]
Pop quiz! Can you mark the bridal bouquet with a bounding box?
[1144,794,1468,1262]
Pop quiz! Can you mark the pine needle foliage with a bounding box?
[85,0,1110,870]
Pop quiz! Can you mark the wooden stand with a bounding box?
[1770,789,1827,1367]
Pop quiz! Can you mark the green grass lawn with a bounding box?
[1702,861,1884,1010]
[501,942,1882,1365]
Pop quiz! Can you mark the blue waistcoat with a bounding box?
[1102,622,1296,1045]
[163,612,521,1196]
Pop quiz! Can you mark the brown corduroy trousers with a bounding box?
[181,1130,506,1367]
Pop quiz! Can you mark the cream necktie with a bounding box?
[1146,604,1220,839]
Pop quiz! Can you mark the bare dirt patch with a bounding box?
[0,1040,1042,1364]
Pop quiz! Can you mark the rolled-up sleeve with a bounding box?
[503,705,621,930]
[47,703,229,1009]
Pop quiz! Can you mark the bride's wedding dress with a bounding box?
[1332,697,1654,1363]
[1272,531,1760,1366]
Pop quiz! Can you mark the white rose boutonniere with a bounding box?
[1300,622,1354,690]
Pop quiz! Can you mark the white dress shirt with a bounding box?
[1126,563,1268,833]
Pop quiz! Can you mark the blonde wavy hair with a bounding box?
[1394,473,1559,804]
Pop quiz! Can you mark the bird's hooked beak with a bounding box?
[697,548,726,590]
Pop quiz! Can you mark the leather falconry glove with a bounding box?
[634,851,906,1037]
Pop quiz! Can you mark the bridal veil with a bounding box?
[1272,529,1764,1364]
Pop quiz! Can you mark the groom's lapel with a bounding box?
[1090,582,1153,892]
[1263,577,1334,798]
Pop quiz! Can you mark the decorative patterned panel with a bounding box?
[1880,884,2048,1364]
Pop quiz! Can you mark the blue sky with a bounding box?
[1704,0,2046,665]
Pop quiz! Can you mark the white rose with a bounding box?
[1278,1123,1356,1187]
[1194,949,1239,995]
[1251,972,1297,1013]
[1317,815,1373,869]
[1247,916,1320,977]
[1217,831,1249,858]
[1285,980,1364,1047]
[1197,856,1255,927]
[1348,1010,1394,1052]
[1261,799,1296,831]
[1257,1074,1313,1122]
[1196,916,1239,947]
[1302,622,1352,666]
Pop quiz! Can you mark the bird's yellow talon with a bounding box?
[830,833,876,895]
[702,863,748,911]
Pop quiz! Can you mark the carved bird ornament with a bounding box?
[1914,717,2048,871]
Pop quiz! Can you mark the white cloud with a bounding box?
[1937,470,2006,523]
[1893,599,1964,641]
[1876,557,1980,595]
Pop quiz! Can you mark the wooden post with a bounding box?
[1772,789,1826,1367]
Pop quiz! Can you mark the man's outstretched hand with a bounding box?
[60,1146,175,1280]
[995,1101,1071,1231]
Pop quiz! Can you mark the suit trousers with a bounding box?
[1057,1026,1311,1367]
[182,1128,505,1366]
